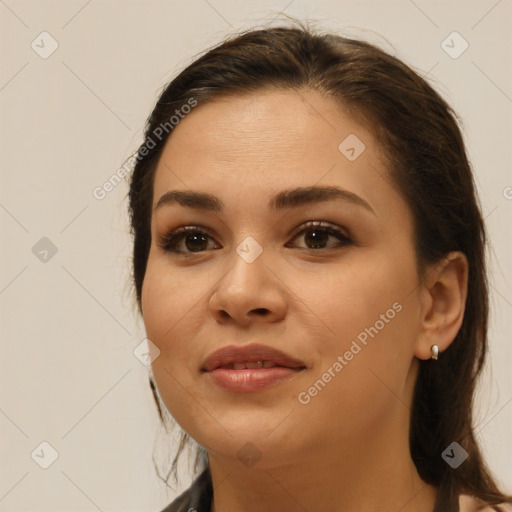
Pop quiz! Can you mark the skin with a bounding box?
[141,89,470,512]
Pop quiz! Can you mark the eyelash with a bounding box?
[157,221,353,255]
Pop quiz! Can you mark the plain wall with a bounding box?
[1,1,511,510]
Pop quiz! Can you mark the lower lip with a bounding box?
[206,367,303,392]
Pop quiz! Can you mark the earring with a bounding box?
[431,344,439,360]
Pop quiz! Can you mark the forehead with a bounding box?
[151,89,405,222]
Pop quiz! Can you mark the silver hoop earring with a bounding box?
[431,344,439,360]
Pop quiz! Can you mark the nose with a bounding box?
[208,245,287,326]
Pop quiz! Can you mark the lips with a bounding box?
[201,343,306,372]
[201,343,306,392]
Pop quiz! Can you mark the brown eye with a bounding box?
[158,226,218,254]
[303,228,330,249]
[287,221,352,250]
[158,221,352,255]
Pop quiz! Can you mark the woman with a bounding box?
[128,20,512,512]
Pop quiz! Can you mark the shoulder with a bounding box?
[158,468,213,512]
[459,494,512,512]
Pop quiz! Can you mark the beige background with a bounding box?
[1,1,511,510]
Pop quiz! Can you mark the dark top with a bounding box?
[159,468,213,512]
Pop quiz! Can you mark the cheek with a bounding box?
[303,247,416,344]
[141,263,168,344]
[141,257,206,344]
[141,257,214,400]
[141,261,203,430]
[301,246,419,394]
[296,294,418,439]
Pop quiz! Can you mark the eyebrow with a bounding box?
[154,185,376,216]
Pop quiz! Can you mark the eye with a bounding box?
[158,225,219,254]
[157,221,353,255]
[286,221,353,250]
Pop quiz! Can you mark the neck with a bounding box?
[208,406,436,512]
[209,448,436,512]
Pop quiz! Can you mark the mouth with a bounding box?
[215,360,290,370]
[202,343,307,372]
[201,343,307,392]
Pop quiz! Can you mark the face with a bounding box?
[141,89,423,468]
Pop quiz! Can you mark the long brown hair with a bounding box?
[127,18,512,511]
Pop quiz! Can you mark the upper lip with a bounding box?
[202,343,307,372]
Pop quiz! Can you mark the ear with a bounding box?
[414,251,469,360]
